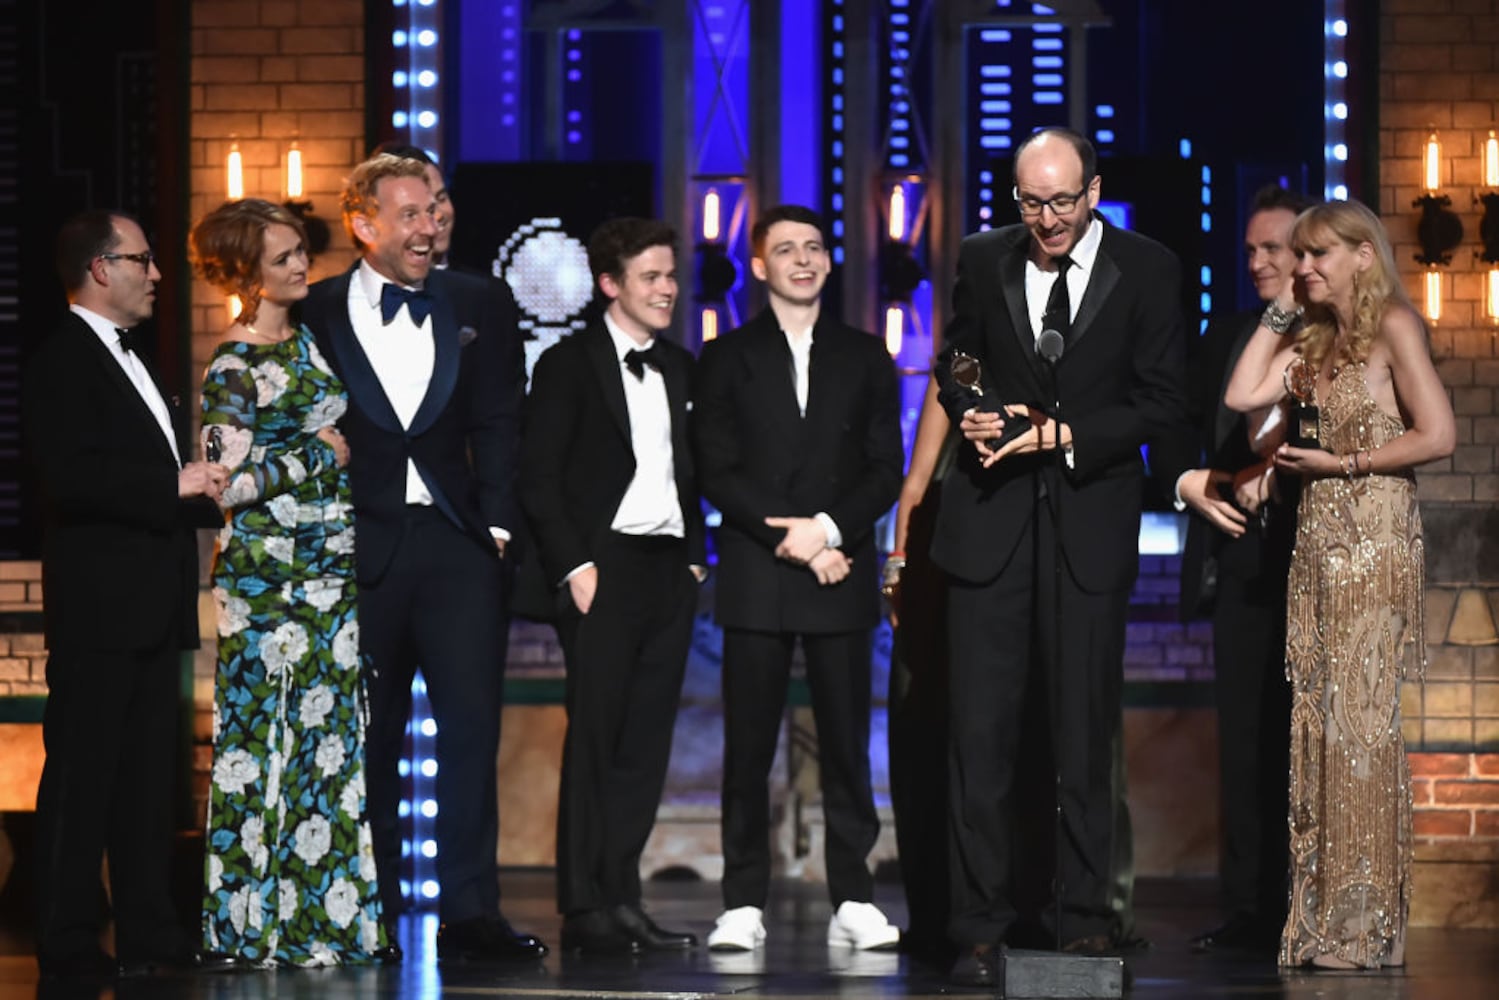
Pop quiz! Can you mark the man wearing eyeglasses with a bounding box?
[931,128,1187,985]
[23,211,232,977]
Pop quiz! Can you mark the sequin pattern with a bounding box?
[1280,362,1422,969]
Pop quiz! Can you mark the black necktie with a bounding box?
[623,345,661,381]
[380,283,433,325]
[1042,255,1074,343]
[116,328,140,354]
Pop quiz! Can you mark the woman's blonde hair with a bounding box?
[1290,198,1407,368]
[190,198,306,326]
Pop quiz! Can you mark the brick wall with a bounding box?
[0,563,45,697]
[1382,1,1499,860]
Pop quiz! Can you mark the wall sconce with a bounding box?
[1414,131,1463,267]
[700,306,720,343]
[1423,268,1443,324]
[1476,129,1499,325]
[884,304,905,357]
[282,141,331,258]
[226,142,244,200]
[695,184,741,302]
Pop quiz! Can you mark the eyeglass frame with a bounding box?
[1012,181,1094,219]
[96,251,158,269]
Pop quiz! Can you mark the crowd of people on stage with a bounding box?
[24,125,1454,983]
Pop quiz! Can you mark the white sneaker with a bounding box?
[707,906,767,951]
[827,900,901,950]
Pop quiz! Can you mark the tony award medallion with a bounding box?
[1282,356,1322,450]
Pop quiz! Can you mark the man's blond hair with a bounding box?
[340,153,431,250]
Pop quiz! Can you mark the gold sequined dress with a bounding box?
[1280,362,1423,969]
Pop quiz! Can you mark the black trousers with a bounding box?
[362,507,510,923]
[945,502,1128,947]
[34,640,186,964]
[1212,570,1291,922]
[552,532,696,914]
[720,626,879,910]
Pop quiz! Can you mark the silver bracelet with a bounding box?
[1262,300,1304,335]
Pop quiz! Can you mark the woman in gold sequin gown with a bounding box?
[1224,199,1455,970]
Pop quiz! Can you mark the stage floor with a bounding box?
[2,873,1495,998]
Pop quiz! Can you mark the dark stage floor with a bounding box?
[2,874,1495,998]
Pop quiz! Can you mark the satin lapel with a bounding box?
[408,281,459,437]
[998,243,1035,363]
[1215,313,1260,450]
[585,325,631,446]
[1069,229,1120,352]
[802,321,841,435]
[660,344,691,474]
[78,319,178,467]
[323,270,404,434]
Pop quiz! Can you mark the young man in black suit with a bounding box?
[931,128,1188,984]
[520,217,704,955]
[694,205,905,953]
[300,154,544,963]
[1163,186,1310,954]
[24,211,233,977]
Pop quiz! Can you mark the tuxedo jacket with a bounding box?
[931,219,1188,593]
[1157,310,1297,620]
[302,265,525,585]
[519,322,705,587]
[22,313,213,652]
[694,308,904,634]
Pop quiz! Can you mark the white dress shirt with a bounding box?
[1023,212,1102,343]
[780,323,842,549]
[72,305,180,466]
[606,314,686,538]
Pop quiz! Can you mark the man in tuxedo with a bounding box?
[24,211,232,977]
[1163,186,1309,954]
[694,205,905,953]
[520,217,704,954]
[369,142,456,270]
[301,153,545,963]
[931,128,1187,984]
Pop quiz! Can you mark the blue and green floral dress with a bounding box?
[199,327,385,966]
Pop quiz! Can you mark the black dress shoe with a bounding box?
[118,949,244,977]
[437,915,550,962]
[609,903,697,951]
[949,943,1000,987]
[37,949,117,979]
[561,909,639,955]
[1190,913,1278,953]
[373,943,404,964]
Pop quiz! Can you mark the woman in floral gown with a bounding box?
[1225,199,1454,970]
[191,198,384,966]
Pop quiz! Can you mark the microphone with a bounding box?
[1036,327,1065,365]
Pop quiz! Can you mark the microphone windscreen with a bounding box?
[1037,328,1065,363]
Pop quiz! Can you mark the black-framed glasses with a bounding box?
[1013,185,1090,218]
[97,251,157,269]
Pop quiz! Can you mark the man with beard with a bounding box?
[301,153,544,963]
[694,205,904,953]
[930,128,1187,985]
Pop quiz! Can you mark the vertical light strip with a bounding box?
[887,0,912,169]
[392,0,445,163]
[826,0,847,264]
[1324,2,1349,199]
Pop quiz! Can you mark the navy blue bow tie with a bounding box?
[380,283,432,326]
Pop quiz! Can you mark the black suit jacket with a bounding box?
[519,322,705,587]
[931,219,1187,592]
[22,313,210,651]
[694,308,904,634]
[301,265,525,585]
[1156,310,1297,620]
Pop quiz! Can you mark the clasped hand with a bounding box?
[764,515,850,586]
[962,404,1067,467]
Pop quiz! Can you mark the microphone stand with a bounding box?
[997,330,1122,998]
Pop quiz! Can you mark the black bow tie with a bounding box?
[623,345,661,380]
[116,328,141,354]
[380,283,433,325]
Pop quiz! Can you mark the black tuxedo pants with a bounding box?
[361,507,509,924]
[34,640,186,964]
[1212,570,1291,922]
[945,501,1127,947]
[720,628,879,910]
[553,532,695,914]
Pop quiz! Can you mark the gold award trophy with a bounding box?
[1282,357,1321,449]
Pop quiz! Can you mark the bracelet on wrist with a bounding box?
[1262,299,1304,335]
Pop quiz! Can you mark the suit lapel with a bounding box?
[78,318,178,467]
[748,316,805,442]
[1069,222,1120,352]
[408,274,459,437]
[660,343,691,478]
[998,238,1035,364]
[323,268,405,434]
[585,324,632,446]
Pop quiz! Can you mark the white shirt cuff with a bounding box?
[814,512,842,549]
[561,561,595,585]
[1172,471,1189,512]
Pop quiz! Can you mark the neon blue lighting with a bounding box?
[1179,138,1192,158]
[1096,129,1114,143]
[1096,104,1114,118]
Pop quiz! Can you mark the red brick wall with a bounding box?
[1412,752,1499,839]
